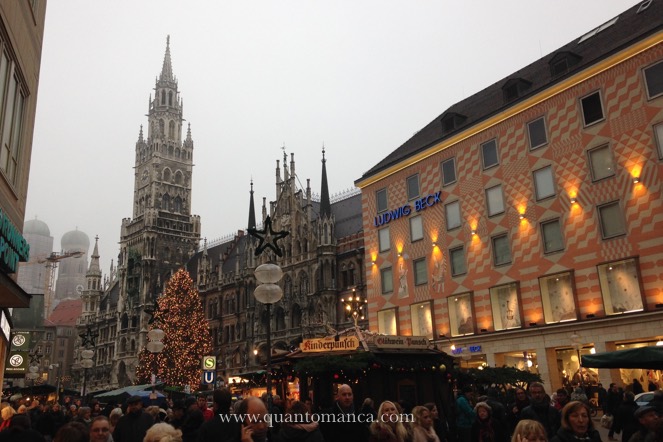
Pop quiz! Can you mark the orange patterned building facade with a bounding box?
[356,1,663,390]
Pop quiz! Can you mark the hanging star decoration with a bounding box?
[29,351,43,366]
[144,298,159,325]
[248,215,289,257]
[79,327,99,347]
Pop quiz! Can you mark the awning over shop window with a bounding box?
[582,346,663,369]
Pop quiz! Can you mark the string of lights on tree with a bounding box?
[136,268,213,387]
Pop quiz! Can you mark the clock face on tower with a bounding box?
[76,284,84,295]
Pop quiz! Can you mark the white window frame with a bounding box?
[541,218,564,253]
[410,215,423,242]
[597,258,644,315]
[381,267,394,294]
[588,144,615,181]
[492,233,512,266]
[643,59,663,100]
[527,116,548,150]
[486,185,505,217]
[376,188,388,213]
[377,308,398,335]
[449,246,467,276]
[481,139,499,169]
[445,201,462,230]
[533,166,556,200]
[378,227,390,253]
[441,157,457,186]
[413,258,427,286]
[598,201,626,239]
[580,90,605,127]
[406,174,420,200]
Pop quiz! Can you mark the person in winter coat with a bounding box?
[411,406,440,442]
[369,401,410,442]
[274,401,324,442]
[520,383,560,439]
[470,402,508,442]
[508,388,530,434]
[613,391,639,442]
[550,401,601,442]
[456,387,476,442]
[423,403,448,442]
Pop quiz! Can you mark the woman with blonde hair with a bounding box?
[143,422,183,442]
[511,419,547,442]
[0,406,15,431]
[550,401,600,442]
[369,400,410,442]
[411,406,440,442]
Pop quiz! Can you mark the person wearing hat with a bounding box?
[471,402,508,442]
[628,406,660,442]
[112,395,154,442]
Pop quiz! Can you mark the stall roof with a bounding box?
[582,346,663,369]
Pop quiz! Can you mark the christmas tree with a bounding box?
[136,268,213,387]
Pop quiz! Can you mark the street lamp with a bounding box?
[49,364,61,404]
[147,328,165,388]
[253,262,284,411]
[341,287,367,327]
[570,332,583,386]
[79,324,98,404]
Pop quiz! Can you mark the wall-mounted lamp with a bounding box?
[633,176,640,184]
[471,229,477,236]
[570,197,577,205]
[397,252,402,258]
[371,260,376,266]
[519,214,525,220]
[432,241,437,248]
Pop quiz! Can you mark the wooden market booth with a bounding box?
[283,329,456,414]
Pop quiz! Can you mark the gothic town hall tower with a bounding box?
[116,36,201,384]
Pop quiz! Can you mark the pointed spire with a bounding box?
[87,235,101,277]
[138,125,144,143]
[159,35,174,83]
[202,237,208,257]
[248,180,257,230]
[186,123,192,141]
[320,146,331,217]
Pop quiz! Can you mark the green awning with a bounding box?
[582,346,663,369]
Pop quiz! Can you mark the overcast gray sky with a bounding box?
[26,0,638,274]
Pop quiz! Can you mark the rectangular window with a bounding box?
[527,117,548,150]
[598,258,644,315]
[410,216,423,242]
[406,174,420,200]
[450,246,467,276]
[378,227,390,253]
[644,60,663,99]
[486,185,505,216]
[541,218,564,253]
[492,233,512,266]
[598,201,626,239]
[377,309,398,335]
[588,145,615,181]
[413,258,427,285]
[490,282,522,330]
[533,166,555,200]
[654,122,663,160]
[445,201,462,230]
[0,69,24,184]
[539,272,577,324]
[381,267,394,294]
[448,293,474,336]
[376,189,388,213]
[581,91,604,126]
[441,158,457,186]
[481,139,499,169]
[410,302,433,339]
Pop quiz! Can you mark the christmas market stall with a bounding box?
[285,328,455,414]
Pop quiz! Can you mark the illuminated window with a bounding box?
[448,293,474,336]
[539,272,577,323]
[490,282,522,331]
[378,308,398,335]
[598,258,644,315]
[410,302,433,339]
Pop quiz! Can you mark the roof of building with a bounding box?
[24,218,50,236]
[357,0,663,183]
[47,298,82,326]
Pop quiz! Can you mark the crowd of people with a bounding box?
[0,381,661,442]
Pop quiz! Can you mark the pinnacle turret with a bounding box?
[320,146,331,217]
[159,35,174,83]
[248,180,256,230]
